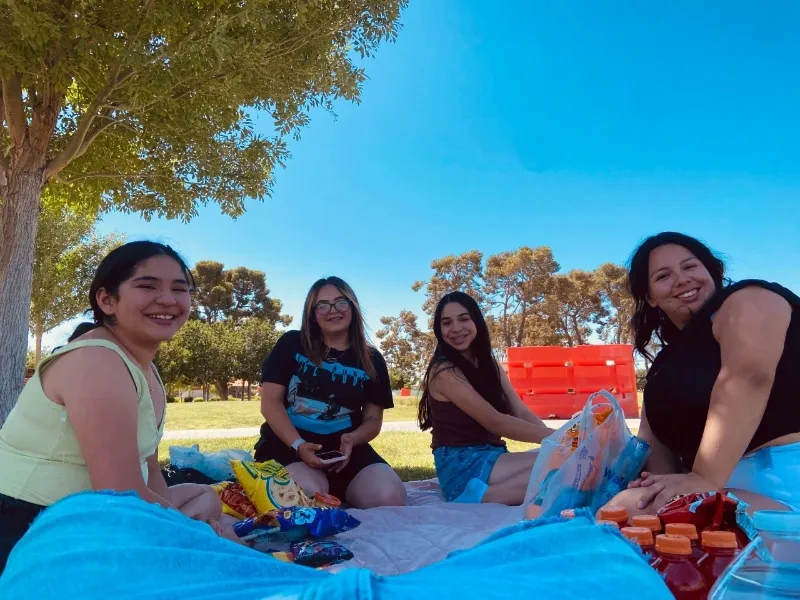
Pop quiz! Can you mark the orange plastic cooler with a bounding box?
[504,345,640,419]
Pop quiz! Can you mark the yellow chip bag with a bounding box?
[231,460,312,514]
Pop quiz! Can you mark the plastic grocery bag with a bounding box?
[169,445,253,482]
[524,389,650,519]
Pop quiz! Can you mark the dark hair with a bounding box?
[299,276,378,381]
[418,291,509,430]
[84,241,194,331]
[628,232,727,361]
[67,321,97,343]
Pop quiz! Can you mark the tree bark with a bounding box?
[0,170,45,424]
[215,380,229,400]
[35,321,44,364]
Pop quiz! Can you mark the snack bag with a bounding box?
[211,481,258,520]
[233,506,361,542]
[231,460,312,513]
[657,491,754,549]
[290,541,354,568]
[524,389,650,519]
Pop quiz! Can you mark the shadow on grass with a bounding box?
[395,465,436,483]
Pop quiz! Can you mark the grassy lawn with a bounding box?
[165,394,419,431]
[159,431,539,483]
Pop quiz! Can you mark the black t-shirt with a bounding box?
[644,280,800,470]
[260,330,393,436]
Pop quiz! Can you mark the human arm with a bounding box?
[44,348,175,510]
[260,382,323,468]
[497,361,555,434]
[430,366,553,443]
[635,287,792,508]
[146,451,170,499]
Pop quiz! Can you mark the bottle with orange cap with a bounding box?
[696,530,739,589]
[665,522,704,565]
[651,534,707,600]
[620,526,655,562]
[631,514,662,536]
[597,505,629,528]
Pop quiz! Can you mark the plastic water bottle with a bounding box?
[710,510,800,599]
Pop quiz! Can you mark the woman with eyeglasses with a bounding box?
[255,277,407,508]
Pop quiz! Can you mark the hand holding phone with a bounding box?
[315,450,348,465]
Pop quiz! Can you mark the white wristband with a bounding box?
[290,437,305,453]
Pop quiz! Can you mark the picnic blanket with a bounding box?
[0,490,672,599]
[326,479,522,575]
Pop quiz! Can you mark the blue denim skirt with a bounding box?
[433,444,508,502]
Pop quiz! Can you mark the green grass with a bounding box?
[165,394,419,431]
[159,431,539,483]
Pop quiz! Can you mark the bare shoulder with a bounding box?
[42,346,137,405]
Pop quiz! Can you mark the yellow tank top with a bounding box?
[0,339,165,506]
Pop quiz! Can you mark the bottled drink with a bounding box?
[621,526,655,562]
[598,505,629,528]
[651,534,707,600]
[665,522,704,565]
[710,510,800,599]
[697,530,738,590]
[631,514,662,535]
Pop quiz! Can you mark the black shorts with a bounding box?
[0,493,46,575]
[254,425,388,501]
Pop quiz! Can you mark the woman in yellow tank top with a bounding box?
[0,241,224,572]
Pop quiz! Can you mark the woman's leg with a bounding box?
[483,451,539,505]
[345,463,407,509]
[286,462,329,497]
[167,483,222,521]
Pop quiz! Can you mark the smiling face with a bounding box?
[96,255,191,342]
[439,301,478,354]
[314,284,353,337]
[647,244,717,329]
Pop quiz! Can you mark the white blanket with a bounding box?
[327,480,523,575]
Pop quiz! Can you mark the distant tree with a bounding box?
[483,246,560,351]
[232,318,280,400]
[543,270,608,346]
[412,250,486,318]
[191,261,291,326]
[376,310,434,386]
[636,367,648,392]
[0,0,406,423]
[29,196,123,361]
[594,263,634,344]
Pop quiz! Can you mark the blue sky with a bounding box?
[43,0,800,347]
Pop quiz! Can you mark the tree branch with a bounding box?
[2,75,28,150]
[53,172,164,184]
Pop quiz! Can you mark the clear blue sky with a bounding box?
[43,0,800,347]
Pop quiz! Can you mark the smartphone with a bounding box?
[315,450,348,465]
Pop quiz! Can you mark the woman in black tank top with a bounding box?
[418,292,555,505]
[605,232,800,516]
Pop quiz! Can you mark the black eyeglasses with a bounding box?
[314,299,351,315]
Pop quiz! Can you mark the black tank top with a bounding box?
[429,396,506,450]
[644,280,800,470]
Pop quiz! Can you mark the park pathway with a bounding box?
[162,418,641,440]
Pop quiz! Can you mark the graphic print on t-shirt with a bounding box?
[286,353,371,434]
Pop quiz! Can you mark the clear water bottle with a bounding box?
[710,510,800,598]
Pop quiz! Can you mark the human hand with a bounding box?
[297,442,324,469]
[332,433,354,473]
[179,485,223,522]
[627,471,662,489]
[599,486,665,519]
[634,472,719,511]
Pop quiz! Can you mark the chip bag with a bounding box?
[524,389,650,519]
[231,460,312,513]
[290,541,354,568]
[211,481,258,520]
[233,505,361,543]
[657,491,755,549]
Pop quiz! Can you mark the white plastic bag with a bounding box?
[168,445,253,482]
[524,389,650,519]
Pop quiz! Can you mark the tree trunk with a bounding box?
[35,321,44,364]
[246,381,251,400]
[215,380,229,400]
[0,170,45,425]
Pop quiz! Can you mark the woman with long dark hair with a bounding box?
[0,241,225,573]
[256,276,406,508]
[607,232,800,515]
[419,292,554,505]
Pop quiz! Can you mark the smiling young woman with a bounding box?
[255,276,406,509]
[603,232,800,517]
[418,292,555,505]
[0,241,228,574]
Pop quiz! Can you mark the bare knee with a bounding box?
[346,464,407,509]
[286,463,329,497]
